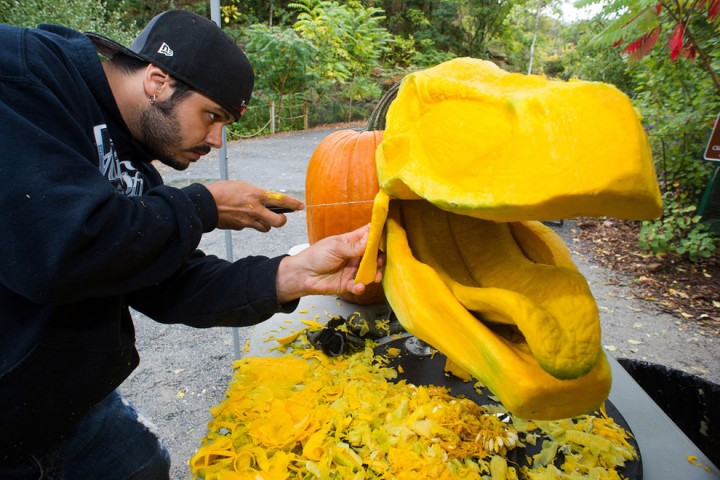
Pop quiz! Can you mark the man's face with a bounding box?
[138,88,233,170]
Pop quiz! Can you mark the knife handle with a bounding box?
[265,205,296,214]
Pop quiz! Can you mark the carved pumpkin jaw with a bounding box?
[382,202,613,420]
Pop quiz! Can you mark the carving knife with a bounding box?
[266,199,374,214]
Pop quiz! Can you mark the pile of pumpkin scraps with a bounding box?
[190,344,637,479]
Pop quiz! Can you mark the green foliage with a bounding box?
[583,0,720,92]
[582,0,662,49]
[240,24,317,98]
[103,0,180,30]
[384,34,419,68]
[495,1,568,75]
[220,0,299,27]
[382,34,456,71]
[632,49,718,189]
[224,23,318,135]
[343,76,382,102]
[411,38,457,68]
[289,0,391,94]
[630,43,719,261]
[383,0,526,61]
[383,1,462,56]
[450,0,519,58]
[570,0,720,261]
[0,0,135,45]
[639,191,717,261]
[558,19,635,92]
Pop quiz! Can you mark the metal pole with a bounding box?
[210,1,242,360]
[270,101,276,134]
[527,2,541,75]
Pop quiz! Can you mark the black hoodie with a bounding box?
[0,22,295,459]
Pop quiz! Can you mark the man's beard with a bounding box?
[138,98,201,170]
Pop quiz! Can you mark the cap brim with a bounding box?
[85,32,149,64]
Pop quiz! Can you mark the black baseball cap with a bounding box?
[86,10,254,122]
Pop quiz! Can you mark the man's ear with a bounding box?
[143,64,171,100]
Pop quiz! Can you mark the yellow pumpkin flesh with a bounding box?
[376,57,662,222]
[352,58,663,419]
[383,203,612,420]
[400,200,601,380]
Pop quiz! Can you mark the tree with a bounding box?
[581,0,720,92]
[243,24,317,99]
[381,0,461,53]
[450,0,518,57]
[575,0,720,259]
[379,2,458,69]
[238,24,317,130]
[1,0,135,44]
[290,0,392,118]
[559,19,635,91]
[494,0,567,75]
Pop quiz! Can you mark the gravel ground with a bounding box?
[119,126,719,480]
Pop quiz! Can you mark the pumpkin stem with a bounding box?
[365,81,401,131]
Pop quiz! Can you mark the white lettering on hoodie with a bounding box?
[94,124,144,196]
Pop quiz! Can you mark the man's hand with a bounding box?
[275,224,384,304]
[205,180,304,231]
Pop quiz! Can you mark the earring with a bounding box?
[150,94,157,105]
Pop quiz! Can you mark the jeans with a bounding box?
[0,391,171,480]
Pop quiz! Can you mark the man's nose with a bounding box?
[205,123,224,148]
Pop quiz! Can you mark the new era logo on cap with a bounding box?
[158,43,173,57]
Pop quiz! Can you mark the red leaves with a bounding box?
[619,21,698,62]
[708,0,720,20]
[682,41,698,60]
[669,23,684,61]
[613,0,719,62]
[623,27,661,60]
[668,23,699,61]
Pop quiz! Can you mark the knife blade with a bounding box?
[266,199,375,213]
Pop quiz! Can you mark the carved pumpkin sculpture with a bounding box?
[309,58,663,419]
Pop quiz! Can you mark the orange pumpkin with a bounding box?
[305,129,385,304]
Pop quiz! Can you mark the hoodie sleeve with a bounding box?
[126,251,299,328]
[0,25,218,305]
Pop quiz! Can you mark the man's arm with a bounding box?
[126,249,298,327]
[126,225,382,328]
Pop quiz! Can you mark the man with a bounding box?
[0,9,382,479]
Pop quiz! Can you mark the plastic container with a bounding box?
[618,358,719,467]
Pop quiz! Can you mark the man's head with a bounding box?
[86,10,254,169]
[87,10,254,122]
